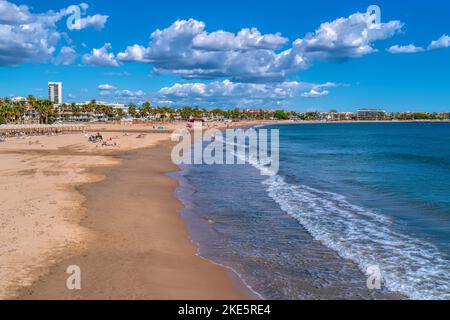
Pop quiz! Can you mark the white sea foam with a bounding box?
[221,130,450,300]
[263,174,450,300]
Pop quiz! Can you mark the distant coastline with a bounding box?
[1,96,450,127]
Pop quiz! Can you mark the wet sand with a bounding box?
[0,121,287,300]
[15,141,254,300]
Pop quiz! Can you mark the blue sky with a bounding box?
[0,0,449,111]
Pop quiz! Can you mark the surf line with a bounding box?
[171,124,280,176]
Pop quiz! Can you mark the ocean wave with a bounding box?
[262,174,450,300]
[219,129,449,299]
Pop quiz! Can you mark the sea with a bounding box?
[172,122,450,300]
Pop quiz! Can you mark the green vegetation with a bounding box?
[273,110,289,120]
[391,112,450,120]
[1,96,449,124]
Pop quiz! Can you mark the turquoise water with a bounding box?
[176,123,450,300]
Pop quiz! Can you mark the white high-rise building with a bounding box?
[48,82,63,105]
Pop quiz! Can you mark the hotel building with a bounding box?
[357,109,387,121]
[48,82,63,105]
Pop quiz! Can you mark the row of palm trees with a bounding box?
[1,93,306,124]
[4,96,450,125]
[0,97,130,124]
[0,96,55,124]
[60,102,123,120]
[0,96,302,124]
[0,100,26,124]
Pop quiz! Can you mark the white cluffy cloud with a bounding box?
[97,84,117,90]
[101,89,145,102]
[83,43,120,67]
[116,89,145,98]
[427,34,450,50]
[388,34,450,54]
[68,14,108,31]
[387,44,424,54]
[158,80,342,107]
[97,83,146,101]
[292,12,403,61]
[0,0,32,25]
[117,13,403,83]
[52,46,77,65]
[0,0,108,66]
[117,19,305,83]
[192,27,288,51]
[301,89,329,98]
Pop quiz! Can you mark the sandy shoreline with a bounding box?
[14,141,253,299]
[0,120,417,299]
[0,122,269,300]
[0,134,118,299]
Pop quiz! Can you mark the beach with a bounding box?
[2,121,448,300]
[0,122,262,300]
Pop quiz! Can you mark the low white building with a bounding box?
[82,101,129,114]
[11,96,27,102]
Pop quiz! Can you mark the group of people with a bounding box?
[88,132,104,143]
[88,132,118,147]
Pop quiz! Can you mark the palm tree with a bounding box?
[0,100,13,124]
[128,104,138,118]
[104,106,115,120]
[82,103,93,114]
[87,100,97,113]
[35,100,54,124]
[141,104,153,119]
[59,103,70,121]
[179,106,201,120]
[72,102,81,114]
[12,102,26,123]
[27,95,37,107]
[139,108,149,119]
[115,108,125,119]
[94,104,106,116]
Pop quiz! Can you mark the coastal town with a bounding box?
[1,83,449,127]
